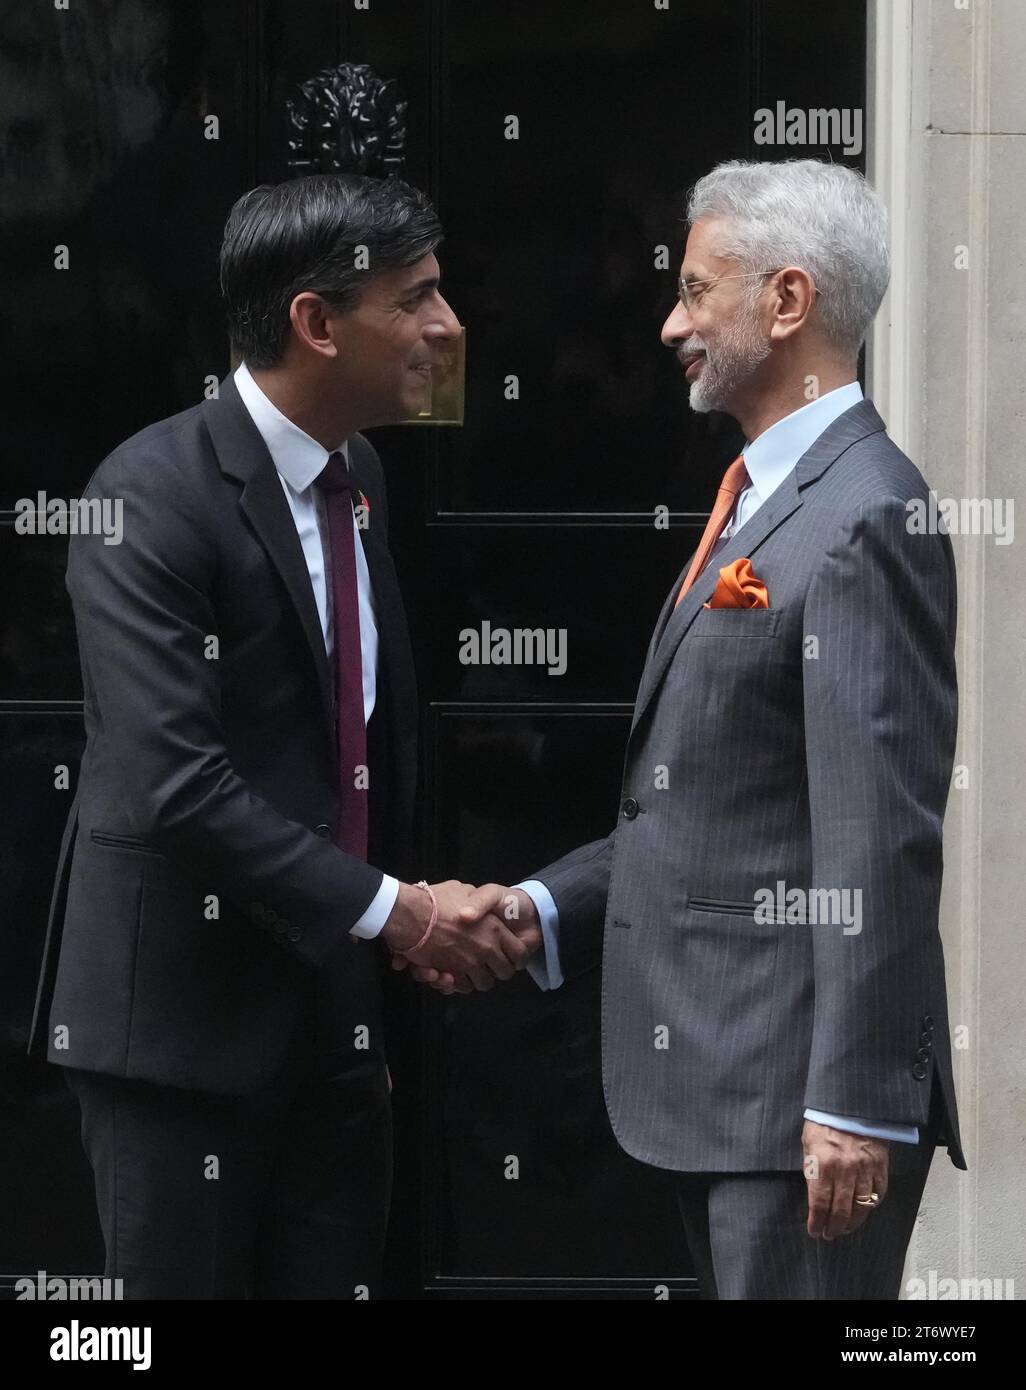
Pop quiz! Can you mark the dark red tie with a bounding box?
[314,451,367,860]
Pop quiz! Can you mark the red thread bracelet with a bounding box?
[408,880,437,954]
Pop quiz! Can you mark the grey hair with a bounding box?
[686,159,890,355]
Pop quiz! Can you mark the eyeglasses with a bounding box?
[677,269,783,310]
[677,269,826,310]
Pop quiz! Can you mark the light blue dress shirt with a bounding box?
[519,382,920,1145]
[233,362,399,938]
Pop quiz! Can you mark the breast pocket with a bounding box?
[90,829,162,855]
[670,601,795,742]
[691,608,780,638]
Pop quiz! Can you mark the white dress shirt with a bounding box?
[520,382,920,1144]
[233,362,399,937]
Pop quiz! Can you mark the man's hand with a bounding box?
[381,880,530,991]
[391,883,542,995]
[802,1119,890,1240]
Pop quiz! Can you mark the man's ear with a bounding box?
[767,267,817,343]
[289,291,342,360]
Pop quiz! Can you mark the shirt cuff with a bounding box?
[515,879,564,991]
[803,1108,920,1144]
[349,874,399,940]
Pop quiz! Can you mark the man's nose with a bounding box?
[427,294,462,339]
[660,300,693,348]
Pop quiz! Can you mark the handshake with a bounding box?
[380,880,541,994]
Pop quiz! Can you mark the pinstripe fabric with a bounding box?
[534,399,965,1177]
[675,1133,934,1299]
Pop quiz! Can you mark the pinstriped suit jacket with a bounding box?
[534,399,966,1175]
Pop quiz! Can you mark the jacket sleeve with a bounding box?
[66,446,384,969]
[528,830,616,981]
[801,493,958,1121]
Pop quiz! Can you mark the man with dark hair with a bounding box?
[29,173,530,1299]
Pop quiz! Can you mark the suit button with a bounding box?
[249,902,266,922]
[916,1046,931,1062]
[315,823,331,838]
[273,922,287,938]
[621,797,640,820]
[920,1028,934,1044]
[912,1062,928,1080]
[265,909,279,925]
[287,925,303,942]
[922,1015,934,1028]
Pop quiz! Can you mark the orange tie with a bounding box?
[674,454,750,607]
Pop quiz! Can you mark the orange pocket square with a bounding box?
[703,556,769,609]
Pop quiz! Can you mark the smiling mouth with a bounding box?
[409,363,434,376]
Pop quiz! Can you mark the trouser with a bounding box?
[675,1087,941,1300]
[62,953,392,1300]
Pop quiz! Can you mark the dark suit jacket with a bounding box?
[28,371,418,1093]
[532,399,966,1175]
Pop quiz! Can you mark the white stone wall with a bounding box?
[869,0,1024,1301]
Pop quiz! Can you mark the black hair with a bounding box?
[218,174,443,368]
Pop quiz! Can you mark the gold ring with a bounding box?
[854,1192,880,1206]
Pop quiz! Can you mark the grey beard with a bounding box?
[688,310,772,414]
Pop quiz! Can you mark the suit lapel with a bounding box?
[631,471,803,734]
[202,372,335,739]
[630,398,888,737]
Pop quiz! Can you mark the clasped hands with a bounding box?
[382,881,541,993]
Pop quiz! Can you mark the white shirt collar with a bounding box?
[233,360,348,492]
[741,380,864,505]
